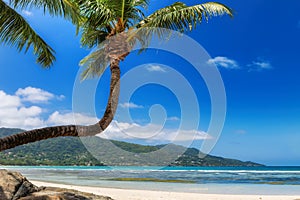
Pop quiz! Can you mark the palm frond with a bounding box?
[124,4,146,26]
[80,29,109,49]
[131,1,232,52]
[9,0,81,24]
[139,2,232,31]
[79,0,113,20]
[122,0,148,27]
[78,0,113,48]
[132,0,149,8]
[80,31,132,80]
[121,0,148,23]
[0,1,55,67]
[79,43,110,80]
[201,2,233,18]
[78,0,147,48]
[91,0,147,29]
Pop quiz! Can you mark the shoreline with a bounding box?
[31,180,300,200]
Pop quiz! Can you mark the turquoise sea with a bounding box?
[2,166,300,195]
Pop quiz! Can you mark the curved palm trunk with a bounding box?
[98,59,120,131]
[0,32,130,152]
[0,60,121,151]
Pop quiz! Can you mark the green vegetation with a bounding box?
[0,128,104,166]
[0,0,79,67]
[111,140,158,153]
[0,128,263,166]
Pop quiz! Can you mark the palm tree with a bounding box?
[0,0,79,67]
[0,0,233,151]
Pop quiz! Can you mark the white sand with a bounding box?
[31,180,300,200]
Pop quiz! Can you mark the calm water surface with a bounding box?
[2,166,300,195]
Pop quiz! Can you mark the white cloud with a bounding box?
[0,90,21,109]
[248,60,272,71]
[207,56,239,69]
[100,121,212,143]
[0,87,67,129]
[57,95,66,101]
[167,116,180,121]
[208,57,272,72]
[18,106,43,117]
[0,90,45,129]
[146,65,166,72]
[47,111,98,126]
[0,87,102,130]
[252,61,272,69]
[22,10,33,17]
[119,102,144,109]
[16,86,61,103]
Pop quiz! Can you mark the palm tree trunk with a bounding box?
[98,59,120,130]
[0,61,121,151]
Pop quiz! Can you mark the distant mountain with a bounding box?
[0,128,263,166]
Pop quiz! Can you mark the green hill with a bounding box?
[0,128,263,166]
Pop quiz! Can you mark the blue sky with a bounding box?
[1,0,300,166]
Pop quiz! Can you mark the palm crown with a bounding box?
[1,0,232,68]
[79,0,232,45]
[78,0,233,79]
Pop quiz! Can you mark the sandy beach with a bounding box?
[31,180,300,200]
